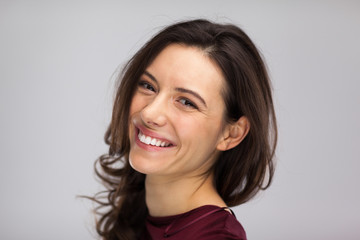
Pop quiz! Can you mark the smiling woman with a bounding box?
[129,44,228,178]
[91,19,277,240]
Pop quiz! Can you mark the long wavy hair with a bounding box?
[91,19,277,240]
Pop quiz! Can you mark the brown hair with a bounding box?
[92,19,277,239]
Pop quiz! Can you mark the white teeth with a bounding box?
[138,130,170,147]
[140,134,146,142]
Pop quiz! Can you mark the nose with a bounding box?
[140,94,168,128]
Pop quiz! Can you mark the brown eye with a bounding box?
[138,81,156,92]
[178,98,198,109]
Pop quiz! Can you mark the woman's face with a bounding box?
[129,44,228,179]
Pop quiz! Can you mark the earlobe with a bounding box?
[216,116,250,151]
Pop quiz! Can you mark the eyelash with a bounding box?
[177,98,198,109]
[138,80,156,92]
[137,80,198,110]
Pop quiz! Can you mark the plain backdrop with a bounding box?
[1,1,359,239]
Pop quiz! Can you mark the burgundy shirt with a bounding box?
[141,205,247,240]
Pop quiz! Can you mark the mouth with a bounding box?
[136,127,175,148]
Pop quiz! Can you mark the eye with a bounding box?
[178,98,198,109]
[138,80,156,92]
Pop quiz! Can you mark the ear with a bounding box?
[216,116,250,151]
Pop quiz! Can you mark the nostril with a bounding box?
[146,120,158,127]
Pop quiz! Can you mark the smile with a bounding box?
[138,130,173,147]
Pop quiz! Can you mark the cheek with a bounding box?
[129,94,143,137]
[177,115,223,146]
[129,95,138,115]
[129,93,146,115]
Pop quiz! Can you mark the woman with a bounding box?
[92,19,277,240]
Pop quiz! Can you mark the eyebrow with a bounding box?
[143,70,207,107]
[174,87,207,107]
[144,71,157,83]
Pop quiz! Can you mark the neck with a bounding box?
[145,173,226,217]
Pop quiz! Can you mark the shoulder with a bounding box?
[194,206,247,240]
[144,205,247,240]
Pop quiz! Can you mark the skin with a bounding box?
[128,44,248,216]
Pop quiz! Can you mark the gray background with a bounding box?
[1,1,359,239]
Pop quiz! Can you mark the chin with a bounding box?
[129,155,161,175]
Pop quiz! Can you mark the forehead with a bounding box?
[146,44,226,101]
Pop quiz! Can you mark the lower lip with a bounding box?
[134,128,175,152]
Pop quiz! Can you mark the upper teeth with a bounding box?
[138,131,170,147]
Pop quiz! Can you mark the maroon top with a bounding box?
[140,205,247,240]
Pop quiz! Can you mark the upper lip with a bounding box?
[135,123,176,146]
